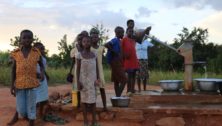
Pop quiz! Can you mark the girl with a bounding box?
[90,28,107,111]
[34,42,49,117]
[8,29,44,126]
[76,36,100,126]
[122,28,139,95]
[69,31,88,108]
[136,27,153,92]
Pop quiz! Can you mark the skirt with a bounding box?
[137,59,149,80]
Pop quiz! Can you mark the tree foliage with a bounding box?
[10,35,42,48]
[92,24,109,45]
[149,27,222,73]
[47,34,73,68]
[5,26,222,73]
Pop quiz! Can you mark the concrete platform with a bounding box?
[50,86,222,126]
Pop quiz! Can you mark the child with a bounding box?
[69,31,88,108]
[136,27,153,91]
[122,28,139,95]
[34,42,49,117]
[8,29,44,126]
[76,36,100,126]
[126,19,135,30]
[105,26,127,97]
[90,28,107,111]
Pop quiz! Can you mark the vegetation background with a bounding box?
[0,25,222,86]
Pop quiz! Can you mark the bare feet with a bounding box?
[29,119,35,126]
[7,112,18,126]
[103,107,108,112]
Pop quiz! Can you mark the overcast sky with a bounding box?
[0,0,222,55]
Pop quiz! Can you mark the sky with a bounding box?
[0,0,222,55]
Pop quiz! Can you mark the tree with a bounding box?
[92,23,109,45]
[10,35,42,48]
[0,51,10,66]
[57,34,73,67]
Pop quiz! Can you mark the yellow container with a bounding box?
[72,91,78,107]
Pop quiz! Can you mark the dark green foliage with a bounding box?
[10,35,42,48]
[149,27,222,73]
[57,35,73,68]
[91,24,109,45]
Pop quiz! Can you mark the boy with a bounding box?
[105,26,127,97]
[8,29,44,126]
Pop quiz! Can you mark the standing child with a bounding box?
[8,30,44,126]
[136,27,153,92]
[105,26,127,97]
[69,31,88,108]
[122,28,139,95]
[90,28,107,111]
[76,36,100,126]
[126,19,135,30]
[34,42,49,117]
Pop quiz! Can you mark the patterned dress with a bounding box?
[77,53,97,104]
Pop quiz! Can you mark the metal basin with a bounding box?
[159,80,183,91]
[194,78,222,92]
[111,97,130,107]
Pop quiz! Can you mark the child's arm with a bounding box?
[76,58,82,90]
[10,59,16,96]
[69,58,75,74]
[38,57,45,82]
[104,42,112,50]
[95,58,100,86]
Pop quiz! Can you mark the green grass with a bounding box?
[0,66,11,86]
[0,66,222,87]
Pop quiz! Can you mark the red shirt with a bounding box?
[121,37,139,70]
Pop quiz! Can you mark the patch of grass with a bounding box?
[0,66,222,87]
[0,66,11,86]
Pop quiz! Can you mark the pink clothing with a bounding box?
[121,37,139,70]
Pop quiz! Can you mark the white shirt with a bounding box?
[136,40,154,59]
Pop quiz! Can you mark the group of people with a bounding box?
[8,19,154,126]
[68,19,154,126]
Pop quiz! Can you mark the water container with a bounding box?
[72,91,78,107]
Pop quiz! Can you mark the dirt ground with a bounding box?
[0,84,160,126]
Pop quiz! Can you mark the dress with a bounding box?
[36,56,48,103]
[91,46,105,88]
[77,53,97,104]
[121,37,139,72]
